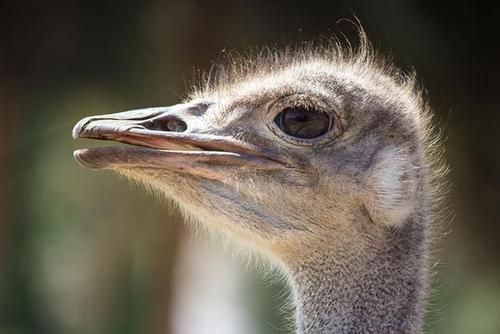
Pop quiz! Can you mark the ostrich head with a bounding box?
[73,35,440,333]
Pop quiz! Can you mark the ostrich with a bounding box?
[72,33,444,333]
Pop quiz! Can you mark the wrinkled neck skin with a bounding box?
[283,215,429,334]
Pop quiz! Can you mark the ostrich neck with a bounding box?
[287,216,429,334]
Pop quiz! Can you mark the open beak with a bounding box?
[72,103,286,179]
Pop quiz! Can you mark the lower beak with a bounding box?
[72,105,286,179]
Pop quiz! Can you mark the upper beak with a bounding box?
[72,103,286,179]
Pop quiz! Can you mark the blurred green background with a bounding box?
[1,1,499,333]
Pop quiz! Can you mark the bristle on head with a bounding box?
[188,26,411,100]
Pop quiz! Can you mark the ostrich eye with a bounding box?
[274,107,331,139]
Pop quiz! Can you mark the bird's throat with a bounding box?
[286,217,428,334]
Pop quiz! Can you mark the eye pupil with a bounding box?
[274,107,331,139]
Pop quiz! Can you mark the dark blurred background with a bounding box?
[1,1,499,333]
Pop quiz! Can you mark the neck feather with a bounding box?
[285,215,429,334]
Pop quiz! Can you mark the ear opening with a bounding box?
[362,147,418,226]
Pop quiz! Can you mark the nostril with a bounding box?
[145,117,187,132]
[166,118,187,132]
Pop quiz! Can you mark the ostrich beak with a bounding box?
[72,103,285,179]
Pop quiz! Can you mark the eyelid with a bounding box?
[267,93,335,117]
